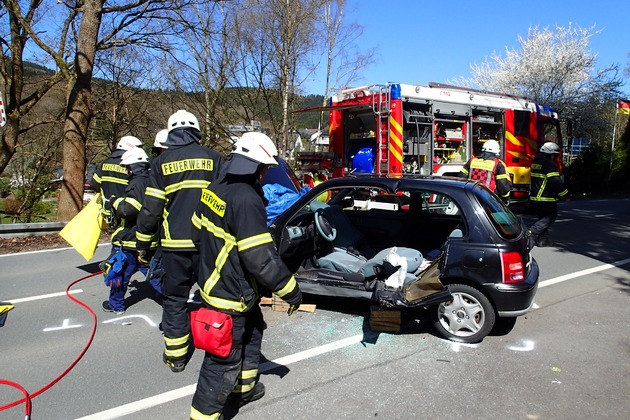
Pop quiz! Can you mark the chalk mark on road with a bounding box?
[43,318,82,332]
[102,314,158,327]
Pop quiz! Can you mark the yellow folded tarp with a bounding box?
[0,303,15,327]
[0,304,14,316]
[59,193,106,261]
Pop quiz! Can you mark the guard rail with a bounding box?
[0,222,67,238]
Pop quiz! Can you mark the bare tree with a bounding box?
[236,0,322,154]
[161,0,238,152]
[316,0,375,129]
[0,0,73,175]
[55,0,179,220]
[319,0,374,97]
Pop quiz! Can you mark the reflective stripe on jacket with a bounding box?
[530,153,568,202]
[191,177,301,315]
[459,151,511,199]
[136,142,223,251]
[111,171,157,250]
[90,150,128,217]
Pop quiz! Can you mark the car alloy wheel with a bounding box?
[432,283,495,343]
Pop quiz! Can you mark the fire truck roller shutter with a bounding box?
[432,102,472,117]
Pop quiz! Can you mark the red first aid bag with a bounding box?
[190,308,233,358]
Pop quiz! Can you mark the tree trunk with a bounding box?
[57,0,104,221]
[0,121,18,175]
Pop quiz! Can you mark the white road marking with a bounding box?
[538,257,630,288]
[0,242,110,258]
[7,289,83,304]
[102,314,158,328]
[449,342,479,352]
[75,334,365,420]
[73,256,630,419]
[75,385,198,420]
[43,318,82,332]
[508,340,535,352]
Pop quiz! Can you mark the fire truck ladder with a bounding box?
[371,85,392,175]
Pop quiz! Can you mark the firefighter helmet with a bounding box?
[540,142,561,154]
[153,129,168,149]
[225,132,278,176]
[120,147,149,165]
[482,140,500,154]
[167,109,200,133]
[116,136,142,151]
[231,132,278,166]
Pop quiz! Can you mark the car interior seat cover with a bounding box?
[318,246,423,277]
[310,202,423,284]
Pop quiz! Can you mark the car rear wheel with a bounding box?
[431,283,495,343]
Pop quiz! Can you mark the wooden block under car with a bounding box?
[260,296,316,313]
[369,305,401,332]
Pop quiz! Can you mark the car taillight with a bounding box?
[501,251,524,283]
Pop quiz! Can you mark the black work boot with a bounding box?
[227,382,266,408]
[162,350,190,373]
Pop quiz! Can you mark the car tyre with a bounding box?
[431,283,495,343]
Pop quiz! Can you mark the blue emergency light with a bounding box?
[391,84,401,100]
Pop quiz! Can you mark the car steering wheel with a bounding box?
[314,209,337,242]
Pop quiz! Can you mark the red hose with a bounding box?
[0,271,102,416]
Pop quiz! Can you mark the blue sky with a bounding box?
[303,0,630,96]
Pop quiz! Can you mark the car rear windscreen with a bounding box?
[473,186,521,239]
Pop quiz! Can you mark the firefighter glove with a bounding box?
[103,195,116,212]
[137,249,150,266]
[287,300,301,316]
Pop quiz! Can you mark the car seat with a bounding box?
[312,203,423,283]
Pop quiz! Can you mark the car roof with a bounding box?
[311,174,476,192]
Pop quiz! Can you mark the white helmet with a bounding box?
[167,109,200,133]
[120,147,149,165]
[540,142,561,154]
[231,132,278,166]
[153,129,168,149]
[116,135,142,151]
[482,139,500,154]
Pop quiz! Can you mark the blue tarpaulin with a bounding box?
[264,184,311,226]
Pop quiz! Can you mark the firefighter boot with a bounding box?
[162,345,195,373]
[163,352,187,373]
[227,382,266,408]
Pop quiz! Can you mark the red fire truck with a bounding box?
[299,82,563,202]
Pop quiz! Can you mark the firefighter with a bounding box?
[529,142,569,247]
[101,147,155,314]
[190,132,302,419]
[91,135,143,222]
[459,139,511,202]
[151,128,168,157]
[144,129,170,298]
[135,110,224,373]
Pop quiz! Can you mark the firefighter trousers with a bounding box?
[108,248,147,312]
[161,250,198,361]
[191,304,265,419]
[529,201,558,242]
